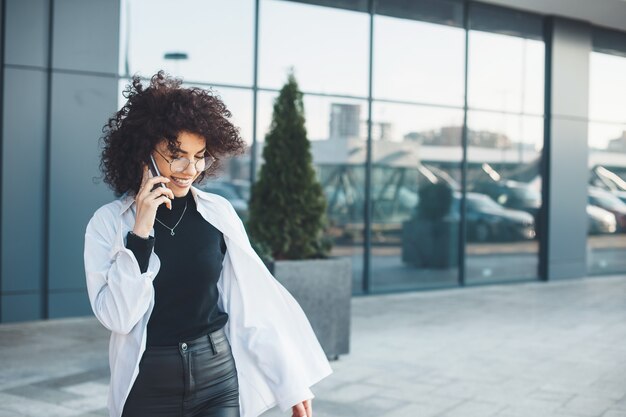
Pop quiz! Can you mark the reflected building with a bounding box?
[330,103,362,140]
[607,131,626,152]
[406,126,512,149]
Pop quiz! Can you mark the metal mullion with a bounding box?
[459,1,470,287]
[42,0,54,319]
[363,0,374,294]
[251,0,260,185]
[539,16,553,282]
[0,0,5,322]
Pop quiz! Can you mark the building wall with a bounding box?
[1,0,120,321]
[480,0,626,32]
[543,18,592,279]
[0,0,624,322]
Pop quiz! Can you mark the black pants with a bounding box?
[122,326,240,417]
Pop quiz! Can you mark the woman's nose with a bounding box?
[183,161,198,175]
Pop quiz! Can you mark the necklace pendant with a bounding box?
[171,230,175,236]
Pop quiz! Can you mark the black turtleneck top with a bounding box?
[125,191,229,346]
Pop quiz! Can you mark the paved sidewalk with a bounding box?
[1,275,625,417]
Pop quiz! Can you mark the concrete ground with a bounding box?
[1,275,625,417]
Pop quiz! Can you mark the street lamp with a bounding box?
[163,52,188,75]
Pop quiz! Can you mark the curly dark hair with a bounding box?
[99,70,247,197]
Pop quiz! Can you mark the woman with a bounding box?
[84,71,332,417]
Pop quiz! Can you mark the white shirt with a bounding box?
[83,185,333,417]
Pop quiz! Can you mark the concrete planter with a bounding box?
[270,257,351,360]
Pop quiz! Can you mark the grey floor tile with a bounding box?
[562,395,617,415]
[2,384,76,403]
[440,400,507,417]
[1,275,625,417]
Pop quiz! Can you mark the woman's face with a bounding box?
[152,131,207,198]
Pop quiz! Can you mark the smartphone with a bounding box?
[149,155,168,192]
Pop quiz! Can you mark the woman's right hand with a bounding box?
[132,165,175,238]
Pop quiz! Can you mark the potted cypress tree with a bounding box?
[247,72,351,360]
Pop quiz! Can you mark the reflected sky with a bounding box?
[118,0,625,149]
[258,1,369,96]
[120,0,255,86]
[374,16,465,106]
[589,52,626,150]
[590,52,626,124]
[469,31,544,115]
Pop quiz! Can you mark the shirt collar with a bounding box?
[118,185,211,216]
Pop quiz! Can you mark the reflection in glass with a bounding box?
[466,111,543,283]
[373,15,465,106]
[121,0,254,85]
[588,120,626,274]
[370,102,464,291]
[259,0,369,96]
[468,30,544,114]
[587,50,626,275]
[589,52,626,123]
[257,91,367,293]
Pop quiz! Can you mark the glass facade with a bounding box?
[3,0,626,324]
[587,49,626,275]
[121,0,255,86]
[120,0,548,293]
[465,5,544,284]
[258,0,369,96]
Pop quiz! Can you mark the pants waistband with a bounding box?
[146,326,228,353]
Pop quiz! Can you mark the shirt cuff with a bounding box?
[125,231,155,274]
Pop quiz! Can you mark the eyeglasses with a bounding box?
[154,148,217,173]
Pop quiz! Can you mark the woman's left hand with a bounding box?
[291,398,312,417]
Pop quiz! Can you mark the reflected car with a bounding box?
[610,190,626,205]
[587,204,617,234]
[197,181,249,221]
[588,186,626,232]
[589,165,626,204]
[452,192,536,242]
[230,179,251,201]
[471,180,541,218]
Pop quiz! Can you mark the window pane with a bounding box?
[259,0,369,96]
[588,121,626,275]
[466,111,543,283]
[373,15,465,106]
[257,91,367,293]
[370,102,464,291]
[122,0,254,86]
[589,52,626,123]
[587,50,626,276]
[468,30,544,114]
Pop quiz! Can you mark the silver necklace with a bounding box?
[155,199,188,236]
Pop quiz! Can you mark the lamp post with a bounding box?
[163,52,188,75]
